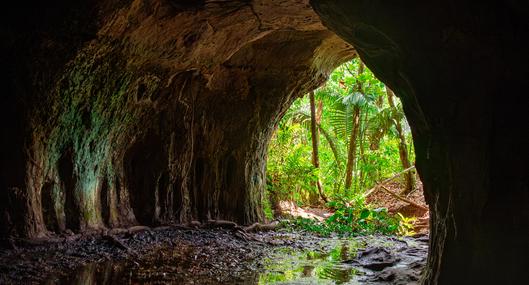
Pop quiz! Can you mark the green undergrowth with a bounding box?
[266,57,420,238]
[280,199,416,237]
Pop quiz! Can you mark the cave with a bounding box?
[1,0,528,284]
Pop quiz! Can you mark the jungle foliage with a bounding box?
[266,58,417,236]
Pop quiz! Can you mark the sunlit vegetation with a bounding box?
[266,58,418,236]
[281,201,415,237]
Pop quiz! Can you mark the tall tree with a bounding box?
[344,106,361,192]
[344,62,365,193]
[309,91,327,203]
[358,110,369,190]
[386,88,415,194]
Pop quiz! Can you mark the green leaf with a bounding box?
[360,208,370,219]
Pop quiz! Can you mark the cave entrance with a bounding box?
[266,57,429,236]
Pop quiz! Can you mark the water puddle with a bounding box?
[45,235,427,284]
[258,240,362,284]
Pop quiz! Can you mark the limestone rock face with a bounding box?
[5,1,528,283]
[311,1,529,284]
[1,0,353,238]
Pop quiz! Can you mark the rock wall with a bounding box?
[0,0,354,238]
[311,1,529,284]
[5,0,527,283]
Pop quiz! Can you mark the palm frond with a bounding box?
[366,106,404,149]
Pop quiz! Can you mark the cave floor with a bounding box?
[0,227,427,284]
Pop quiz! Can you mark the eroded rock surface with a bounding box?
[311,0,529,284]
[1,0,353,238]
[3,0,529,284]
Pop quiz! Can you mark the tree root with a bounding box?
[127,226,151,234]
[9,220,282,251]
[378,185,428,211]
[198,219,281,233]
[205,219,238,229]
[102,234,131,252]
[364,166,416,198]
[243,221,279,232]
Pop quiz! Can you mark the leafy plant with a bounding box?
[280,199,415,237]
[267,57,419,236]
[395,213,417,236]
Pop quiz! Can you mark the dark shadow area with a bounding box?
[172,177,184,221]
[157,171,170,220]
[99,178,110,227]
[124,132,166,226]
[219,154,244,222]
[190,157,204,220]
[58,148,81,232]
[41,182,60,233]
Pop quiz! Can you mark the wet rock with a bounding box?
[354,247,399,271]
[413,234,429,242]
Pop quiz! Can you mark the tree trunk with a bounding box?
[344,62,364,193]
[344,106,361,192]
[386,88,415,195]
[317,125,341,169]
[309,91,327,203]
[358,110,369,190]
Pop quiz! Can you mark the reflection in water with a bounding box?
[47,240,362,285]
[258,240,360,284]
[44,262,127,285]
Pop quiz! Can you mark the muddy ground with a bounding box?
[0,226,428,284]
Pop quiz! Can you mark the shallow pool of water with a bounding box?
[258,240,362,284]
[45,234,427,285]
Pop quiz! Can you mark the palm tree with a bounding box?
[336,62,366,193]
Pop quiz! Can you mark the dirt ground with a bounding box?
[366,180,429,235]
[276,178,430,235]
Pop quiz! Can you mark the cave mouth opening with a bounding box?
[266,57,429,237]
[2,0,528,283]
